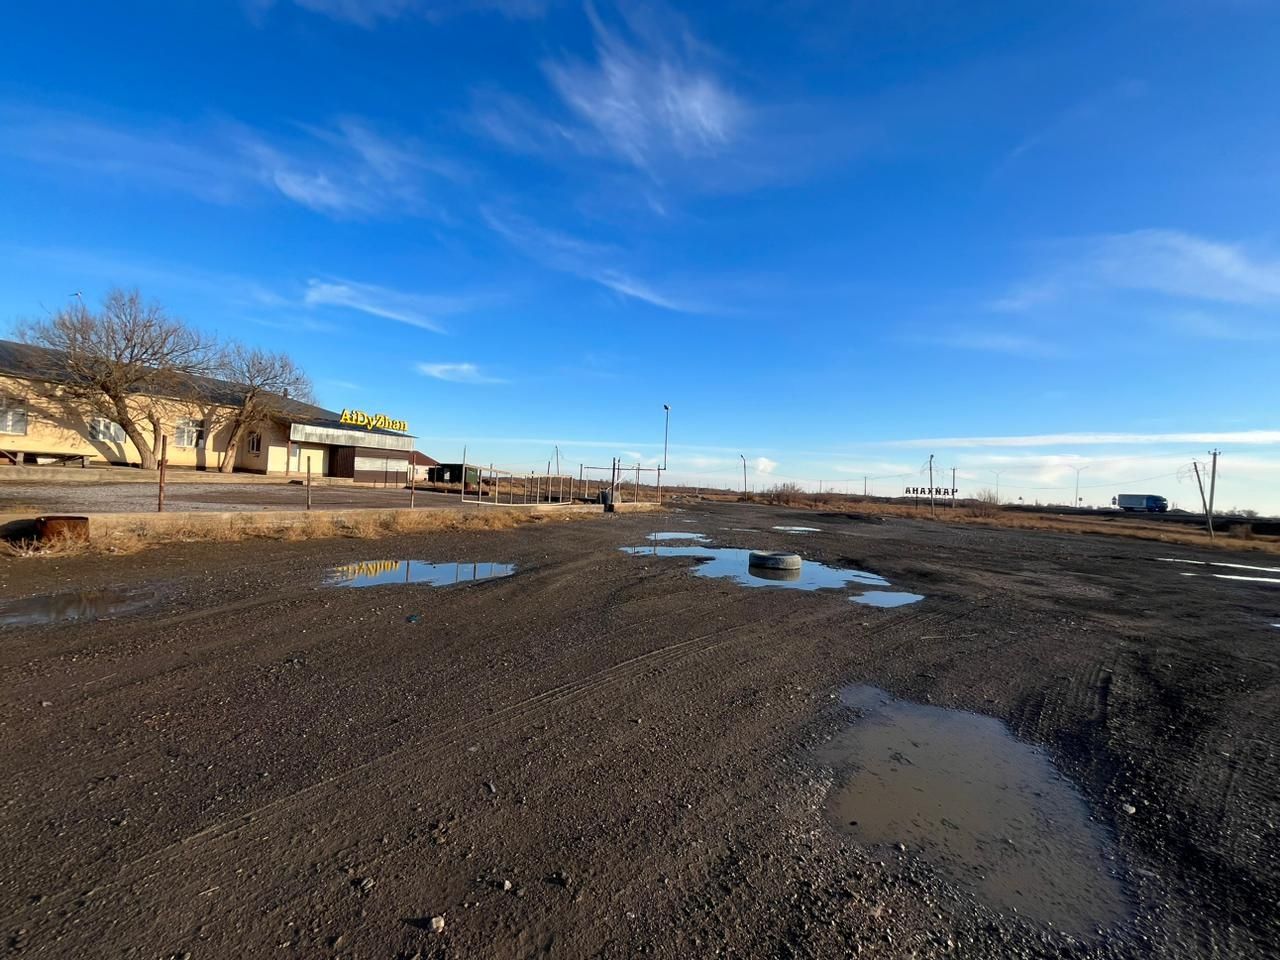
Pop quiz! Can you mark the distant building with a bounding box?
[0,339,415,482]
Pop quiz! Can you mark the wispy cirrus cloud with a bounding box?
[481,207,706,313]
[0,104,449,219]
[543,5,745,173]
[470,3,786,197]
[304,278,484,332]
[991,229,1280,311]
[416,361,506,384]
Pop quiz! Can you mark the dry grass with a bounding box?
[679,492,1280,556]
[2,506,588,559]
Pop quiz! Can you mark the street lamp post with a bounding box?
[659,403,670,502]
[992,470,1002,504]
[1073,465,1088,511]
[740,454,747,498]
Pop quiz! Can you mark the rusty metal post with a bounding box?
[410,464,416,509]
[306,458,312,510]
[157,435,168,513]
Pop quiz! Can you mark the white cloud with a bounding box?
[416,362,505,384]
[543,6,745,173]
[481,207,704,313]
[886,431,1280,449]
[0,104,446,220]
[754,456,778,474]
[305,278,480,331]
[1088,229,1280,304]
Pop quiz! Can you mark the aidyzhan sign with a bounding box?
[339,409,408,432]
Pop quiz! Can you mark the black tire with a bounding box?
[748,550,802,571]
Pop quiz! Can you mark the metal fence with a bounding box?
[459,460,578,505]
[455,455,663,505]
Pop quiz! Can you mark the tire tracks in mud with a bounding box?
[5,575,939,950]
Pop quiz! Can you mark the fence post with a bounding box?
[157,435,168,513]
[410,464,416,509]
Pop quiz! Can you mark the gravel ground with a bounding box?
[0,502,1275,959]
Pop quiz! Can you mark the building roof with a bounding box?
[410,451,439,466]
[0,338,413,439]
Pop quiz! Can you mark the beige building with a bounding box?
[0,339,415,481]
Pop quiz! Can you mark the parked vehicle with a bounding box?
[1114,493,1169,513]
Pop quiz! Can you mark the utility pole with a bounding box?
[740,454,747,498]
[950,467,956,508]
[863,476,868,497]
[992,470,1002,504]
[928,454,935,518]
[555,445,560,476]
[1208,449,1220,538]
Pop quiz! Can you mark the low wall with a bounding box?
[0,500,663,544]
[0,465,354,486]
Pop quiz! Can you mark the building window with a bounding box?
[174,418,204,449]
[89,417,127,443]
[0,395,27,436]
[247,431,262,455]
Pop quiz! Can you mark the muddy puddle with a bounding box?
[820,685,1129,936]
[325,560,516,588]
[622,545,887,591]
[851,591,924,608]
[646,532,708,541]
[0,588,153,627]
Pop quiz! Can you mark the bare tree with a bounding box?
[213,343,313,473]
[20,289,214,470]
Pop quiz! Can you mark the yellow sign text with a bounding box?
[339,409,408,432]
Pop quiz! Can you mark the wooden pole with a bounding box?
[157,435,168,513]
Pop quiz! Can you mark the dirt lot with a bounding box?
[0,479,458,514]
[0,502,1276,959]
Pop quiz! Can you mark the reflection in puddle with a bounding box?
[0,588,152,627]
[622,545,887,591]
[646,532,708,541]
[773,525,821,533]
[821,685,1129,936]
[851,591,924,608]
[326,560,516,588]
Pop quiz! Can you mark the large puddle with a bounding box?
[0,588,153,627]
[646,531,709,541]
[820,685,1129,936]
[622,545,887,591]
[773,525,821,533]
[325,560,516,588]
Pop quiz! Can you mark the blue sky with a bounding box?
[2,1,1277,511]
